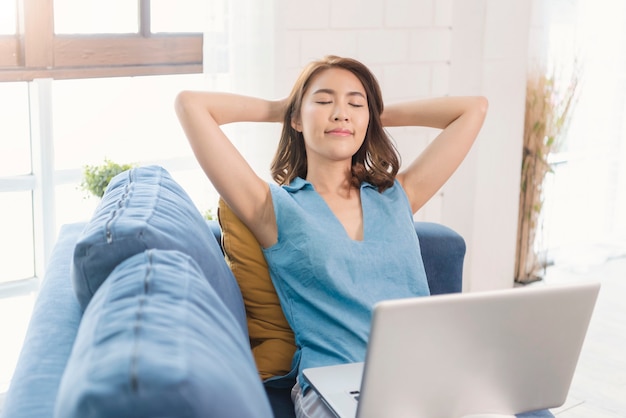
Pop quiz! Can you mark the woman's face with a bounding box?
[292,67,370,167]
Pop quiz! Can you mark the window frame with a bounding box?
[0,0,202,82]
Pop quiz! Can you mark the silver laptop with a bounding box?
[303,281,600,418]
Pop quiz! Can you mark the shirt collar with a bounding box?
[282,177,312,193]
[282,177,377,193]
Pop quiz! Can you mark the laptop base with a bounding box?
[460,414,516,418]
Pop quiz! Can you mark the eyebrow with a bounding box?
[312,88,366,99]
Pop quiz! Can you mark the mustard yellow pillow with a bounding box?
[217,198,295,380]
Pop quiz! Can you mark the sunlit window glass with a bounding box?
[0,0,17,34]
[0,192,35,283]
[51,73,209,229]
[150,0,208,33]
[54,0,138,34]
[0,83,31,177]
[54,183,100,232]
[52,74,204,171]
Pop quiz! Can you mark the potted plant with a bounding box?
[80,159,135,199]
[80,159,218,221]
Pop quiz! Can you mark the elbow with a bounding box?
[475,96,489,115]
[469,96,489,126]
[174,90,194,117]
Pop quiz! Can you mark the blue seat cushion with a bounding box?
[55,249,272,418]
[70,165,246,332]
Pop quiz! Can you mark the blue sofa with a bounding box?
[1,166,552,418]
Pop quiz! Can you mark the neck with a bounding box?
[306,164,355,197]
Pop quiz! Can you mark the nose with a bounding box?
[332,103,349,122]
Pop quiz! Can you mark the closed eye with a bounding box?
[315,101,364,107]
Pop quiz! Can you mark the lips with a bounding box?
[326,128,352,136]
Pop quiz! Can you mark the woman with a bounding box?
[176,55,488,417]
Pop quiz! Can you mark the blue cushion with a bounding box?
[70,165,246,332]
[55,249,273,418]
[414,222,465,295]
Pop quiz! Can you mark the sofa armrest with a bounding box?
[415,222,465,295]
[2,223,86,418]
[208,220,223,248]
[208,220,465,295]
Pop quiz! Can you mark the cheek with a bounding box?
[356,112,370,132]
[298,106,316,125]
[300,109,326,133]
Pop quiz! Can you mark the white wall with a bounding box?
[447,0,531,291]
[221,0,532,291]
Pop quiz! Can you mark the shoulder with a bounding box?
[362,179,413,216]
[363,178,406,198]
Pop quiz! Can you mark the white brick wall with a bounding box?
[282,0,452,97]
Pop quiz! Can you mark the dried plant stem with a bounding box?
[515,69,579,283]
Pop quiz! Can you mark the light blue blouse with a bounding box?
[262,177,430,392]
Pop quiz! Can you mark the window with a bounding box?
[539,0,626,264]
[0,0,203,82]
[0,0,16,35]
[53,75,198,169]
[0,83,31,177]
[53,0,211,35]
[51,73,215,232]
[0,192,35,283]
[0,1,215,286]
[0,82,33,284]
[151,0,209,34]
[54,0,139,34]
[0,73,216,285]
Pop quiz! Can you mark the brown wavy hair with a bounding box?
[270,55,400,192]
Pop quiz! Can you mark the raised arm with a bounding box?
[175,91,285,247]
[384,96,488,213]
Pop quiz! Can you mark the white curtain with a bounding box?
[536,0,626,267]
[204,0,275,96]
[203,0,280,181]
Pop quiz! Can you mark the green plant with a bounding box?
[203,207,217,221]
[80,159,136,198]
